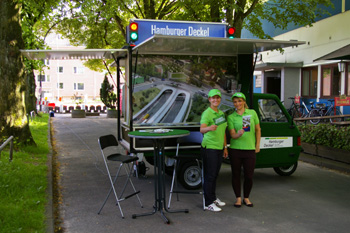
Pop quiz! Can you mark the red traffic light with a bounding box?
[228,27,235,35]
[227,26,235,39]
[130,22,138,31]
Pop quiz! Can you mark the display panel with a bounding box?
[128,55,240,126]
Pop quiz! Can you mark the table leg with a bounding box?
[159,140,189,215]
[132,139,188,224]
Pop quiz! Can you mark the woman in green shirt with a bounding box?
[227,92,261,208]
[200,89,228,212]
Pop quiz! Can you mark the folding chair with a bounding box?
[97,134,143,218]
[168,131,205,210]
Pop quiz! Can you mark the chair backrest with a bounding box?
[177,131,203,145]
[99,134,119,150]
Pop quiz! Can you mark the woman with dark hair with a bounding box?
[200,89,228,212]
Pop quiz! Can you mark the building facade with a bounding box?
[36,34,107,109]
[255,3,350,114]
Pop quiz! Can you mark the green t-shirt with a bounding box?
[228,109,259,150]
[200,107,227,150]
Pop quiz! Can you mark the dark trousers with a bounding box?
[229,149,256,198]
[201,147,223,206]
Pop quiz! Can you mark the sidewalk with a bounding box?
[49,114,350,233]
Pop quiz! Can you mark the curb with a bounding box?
[45,116,54,233]
[299,152,350,174]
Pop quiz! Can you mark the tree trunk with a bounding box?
[0,0,34,145]
[25,70,37,115]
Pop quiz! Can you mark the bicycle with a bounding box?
[308,99,343,125]
[286,97,303,118]
[286,97,313,118]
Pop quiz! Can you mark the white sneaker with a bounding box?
[214,198,226,207]
[205,203,222,212]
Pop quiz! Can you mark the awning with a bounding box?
[255,62,303,71]
[21,36,305,60]
[21,49,127,60]
[133,35,305,56]
[314,44,350,61]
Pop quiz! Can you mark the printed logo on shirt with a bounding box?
[213,115,227,126]
[243,115,251,132]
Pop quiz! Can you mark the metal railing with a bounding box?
[0,136,14,162]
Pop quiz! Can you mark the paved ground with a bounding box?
[50,114,350,233]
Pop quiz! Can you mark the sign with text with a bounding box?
[335,97,350,106]
[260,137,293,149]
[128,19,227,45]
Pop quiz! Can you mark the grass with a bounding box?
[0,114,50,233]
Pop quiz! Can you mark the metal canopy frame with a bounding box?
[20,49,127,60]
[132,35,305,56]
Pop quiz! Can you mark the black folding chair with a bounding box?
[97,134,143,218]
[168,131,205,210]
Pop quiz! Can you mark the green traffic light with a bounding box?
[130,32,138,41]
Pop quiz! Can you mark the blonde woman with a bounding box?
[227,92,261,208]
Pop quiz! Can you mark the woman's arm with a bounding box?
[229,128,244,139]
[200,123,218,134]
[255,124,261,153]
[223,133,228,158]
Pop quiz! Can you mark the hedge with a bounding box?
[298,124,350,151]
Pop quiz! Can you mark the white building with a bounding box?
[256,4,350,114]
[36,34,107,109]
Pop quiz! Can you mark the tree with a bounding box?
[0,0,60,144]
[176,0,333,39]
[0,0,34,144]
[100,76,117,109]
[41,0,180,71]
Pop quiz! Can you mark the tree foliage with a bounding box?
[40,0,332,72]
[100,76,117,109]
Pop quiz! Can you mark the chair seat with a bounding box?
[107,153,138,163]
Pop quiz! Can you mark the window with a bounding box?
[37,74,50,82]
[321,64,341,97]
[73,66,85,74]
[255,75,261,88]
[57,66,64,73]
[57,83,64,89]
[45,60,50,65]
[258,99,288,123]
[74,83,84,90]
[301,67,317,97]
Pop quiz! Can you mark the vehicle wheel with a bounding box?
[273,162,298,176]
[329,109,342,123]
[309,109,320,125]
[178,160,202,190]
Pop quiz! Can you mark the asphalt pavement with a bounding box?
[49,113,350,233]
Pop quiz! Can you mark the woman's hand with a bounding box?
[237,129,245,137]
[223,148,228,158]
[208,125,218,131]
[255,146,260,153]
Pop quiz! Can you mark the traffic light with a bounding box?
[129,22,139,43]
[227,26,235,39]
